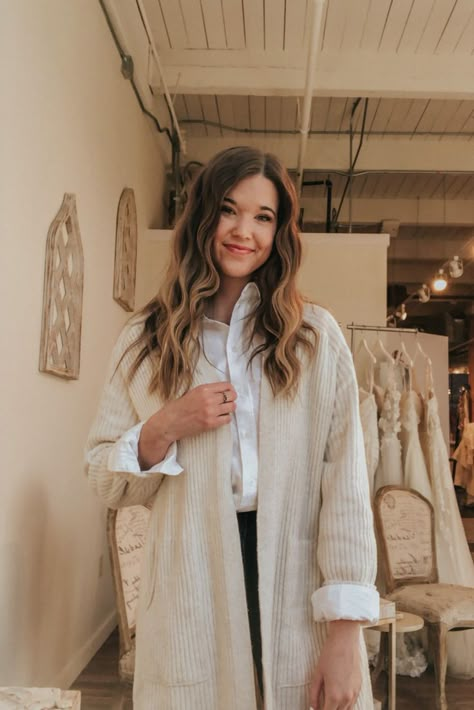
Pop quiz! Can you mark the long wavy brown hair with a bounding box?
[128,146,316,399]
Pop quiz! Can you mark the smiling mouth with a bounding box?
[224,244,254,255]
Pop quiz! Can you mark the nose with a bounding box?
[232,214,253,239]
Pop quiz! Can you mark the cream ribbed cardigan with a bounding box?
[86,306,376,710]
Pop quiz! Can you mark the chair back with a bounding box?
[374,486,438,593]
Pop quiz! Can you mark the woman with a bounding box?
[86,146,378,710]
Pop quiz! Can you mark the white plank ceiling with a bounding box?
[173,95,474,139]
[109,0,474,317]
[143,0,474,54]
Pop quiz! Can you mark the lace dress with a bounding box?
[400,388,432,503]
[373,360,403,492]
[422,362,474,678]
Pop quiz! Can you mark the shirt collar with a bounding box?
[204,282,261,326]
[237,281,261,312]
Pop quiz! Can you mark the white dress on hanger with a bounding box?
[399,362,432,502]
[373,360,403,492]
[421,360,474,678]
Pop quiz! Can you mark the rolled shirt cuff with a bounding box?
[311,583,380,623]
[106,422,184,477]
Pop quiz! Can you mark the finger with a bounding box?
[310,674,323,709]
[317,685,325,710]
[217,402,236,417]
[205,381,235,393]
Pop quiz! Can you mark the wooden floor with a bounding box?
[72,627,474,709]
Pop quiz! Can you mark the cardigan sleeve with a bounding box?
[312,329,379,623]
[85,325,172,509]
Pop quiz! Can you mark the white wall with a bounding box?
[0,0,169,688]
[298,233,389,329]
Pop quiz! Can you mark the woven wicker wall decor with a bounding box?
[113,188,138,312]
[39,193,84,379]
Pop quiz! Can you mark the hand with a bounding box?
[138,382,237,468]
[309,621,361,710]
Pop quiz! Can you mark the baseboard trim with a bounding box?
[53,610,117,689]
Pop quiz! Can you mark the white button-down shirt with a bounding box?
[108,283,262,512]
[201,282,262,511]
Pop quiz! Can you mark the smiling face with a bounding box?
[212,173,279,292]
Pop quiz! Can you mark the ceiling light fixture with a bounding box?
[417,284,431,303]
[395,303,407,321]
[433,269,448,292]
[448,255,463,278]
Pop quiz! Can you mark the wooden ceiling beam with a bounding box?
[183,135,474,173]
[153,50,474,100]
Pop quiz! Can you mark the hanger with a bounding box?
[399,338,414,369]
[396,335,414,391]
[358,337,377,365]
[413,339,432,367]
[373,331,395,365]
[412,334,434,396]
[356,337,377,393]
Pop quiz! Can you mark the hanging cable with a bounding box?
[98,0,172,144]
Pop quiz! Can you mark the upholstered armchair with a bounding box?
[374,486,474,710]
[107,506,150,683]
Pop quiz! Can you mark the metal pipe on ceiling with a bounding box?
[98,0,172,143]
[295,0,326,198]
[135,0,186,154]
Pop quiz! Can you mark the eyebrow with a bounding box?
[223,196,276,218]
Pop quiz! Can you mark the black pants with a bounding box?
[237,511,263,697]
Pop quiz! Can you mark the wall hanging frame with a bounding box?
[39,193,84,380]
[114,187,138,312]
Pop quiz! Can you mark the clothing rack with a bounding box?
[346,323,419,354]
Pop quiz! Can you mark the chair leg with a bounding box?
[372,633,386,685]
[427,622,448,710]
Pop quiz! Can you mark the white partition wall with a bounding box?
[298,233,390,332]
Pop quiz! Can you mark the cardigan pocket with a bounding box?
[138,604,211,686]
[276,539,318,688]
[139,543,211,685]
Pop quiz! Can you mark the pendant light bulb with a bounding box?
[395,303,407,321]
[417,284,431,303]
[448,255,463,278]
[433,269,448,292]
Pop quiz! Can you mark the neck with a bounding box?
[208,277,249,324]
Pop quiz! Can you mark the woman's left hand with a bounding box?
[309,620,362,710]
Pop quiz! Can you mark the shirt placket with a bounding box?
[227,309,259,510]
